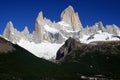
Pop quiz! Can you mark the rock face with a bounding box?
[56,37,81,60]
[60,5,83,31]
[34,11,65,43]
[3,21,14,39]
[2,5,120,44]
[56,37,120,61]
[90,21,106,33]
[106,24,120,36]
[80,21,120,38]
[34,11,44,43]
[22,26,29,35]
[3,21,32,43]
[3,21,19,43]
[0,37,15,53]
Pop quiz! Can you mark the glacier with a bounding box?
[17,38,63,60]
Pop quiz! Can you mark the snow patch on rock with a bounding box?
[44,24,59,34]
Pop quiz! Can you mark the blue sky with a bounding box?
[0,0,120,34]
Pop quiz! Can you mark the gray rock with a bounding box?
[106,24,120,36]
[60,5,83,31]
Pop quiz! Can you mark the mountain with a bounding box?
[1,36,120,80]
[0,36,72,80]
[0,36,15,53]
[2,5,120,60]
[3,21,33,43]
[56,37,120,79]
[0,36,77,80]
[17,39,63,60]
[60,5,83,31]
[1,5,120,79]
[0,36,54,80]
[80,30,120,43]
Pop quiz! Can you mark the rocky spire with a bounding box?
[89,21,106,33]
[60,5,83,31]
[95,21,105,31]
[34,11,44,43]
[22,26,30,39]
[36,11,44,22]
[22,26,29,34]
[3,21,15,39]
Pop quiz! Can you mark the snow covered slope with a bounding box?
[17,39,63,60]
[16,31,120,60]
[80,31,120,44]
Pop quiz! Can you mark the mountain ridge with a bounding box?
[2,5,120,44]
[0,36,120,80]
[1,5,120,60]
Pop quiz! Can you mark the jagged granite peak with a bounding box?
[66,5,74,12]
[3,21,15,39]
[106,24,120,36]
[22,26,29,34]
[1,6,120,61]
[81,21,106,36]
[2,6,120,45]
[37,11,44,21]
[61,5,74,21]
[95,21,104,30]
[34,10,65,43]
[34,12,44,43]
[91,21,105,33]
[60,5,83,31]
[22,26,30,39]
[2,21,21,43]
[3,21,33,43]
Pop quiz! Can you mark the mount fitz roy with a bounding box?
[2,5,120,60]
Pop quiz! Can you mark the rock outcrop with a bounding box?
[3,21,15,40]
[34,11,65,43]
[106,24,120,36]
[3,21,32,43]
[56,37,81,60]
[60,5,83,31]
[3,21,20,43]
[56,37,120,62]
[0,37,15,53]
[34,11,44,43]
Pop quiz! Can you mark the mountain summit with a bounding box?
[2,5,120,60]
[60,5,83,31]
[3,6,120,44]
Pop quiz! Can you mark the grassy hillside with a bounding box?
[0,44,84,80]
[0,37,120,80]
[63,49,120,79]
[56,38,120,79]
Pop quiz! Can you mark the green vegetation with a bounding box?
[0,45,83,80]
[64,48,120,79]
[0,44,120,80]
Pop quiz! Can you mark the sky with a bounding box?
[0,0,120,34]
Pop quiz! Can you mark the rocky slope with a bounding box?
[0,37,120,80]
[0,37,15,53]
[56,37,120,79]
[56,37,120,61]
